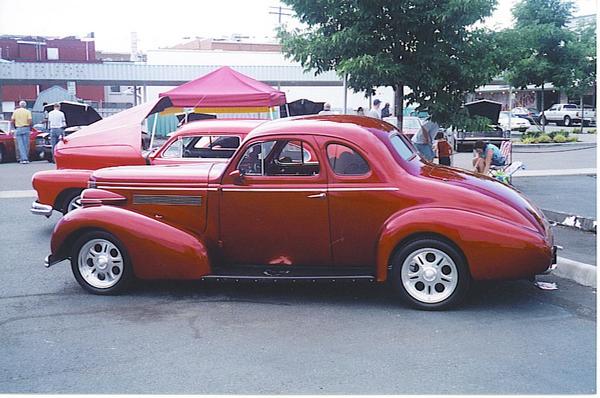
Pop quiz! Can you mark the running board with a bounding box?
[203,266,376,282]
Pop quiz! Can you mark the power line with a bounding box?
[269,5,294,25]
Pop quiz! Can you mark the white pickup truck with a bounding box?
[541,103,596,127]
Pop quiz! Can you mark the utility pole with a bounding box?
[269,5,293,25]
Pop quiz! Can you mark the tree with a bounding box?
[559,20,596,132]
[278,0,504,128]
[505,0,575,131]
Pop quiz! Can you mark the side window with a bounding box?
[327,143,370,175]
[238,139,319,177]
[162,139,183,158]
[564,104,576,109]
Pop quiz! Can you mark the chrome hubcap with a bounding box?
[401,248,458,304]
[67,195,82,212]
[77,239,123,289]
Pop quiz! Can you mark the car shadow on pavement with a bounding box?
[120,278,576,313]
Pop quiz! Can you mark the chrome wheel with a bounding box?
[66,195,82,213]
[401,247,459,304]
[77,238,124,289]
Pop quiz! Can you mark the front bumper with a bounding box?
[30,201,53,217]
[541,245,559,274]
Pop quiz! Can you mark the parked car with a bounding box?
[498,111,531,132]
[512,107,541,124]
[37,101,103,162]
[0,120,42,163]
[453,100,509,151]
[383,116,422,139]
[45,115,557,310]
[31,118,262,217]
[541,103,596,126]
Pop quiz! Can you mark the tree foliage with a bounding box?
[560,20,597,99]
[278,0,504,125]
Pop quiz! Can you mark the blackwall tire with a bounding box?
[390,238,470,310]
[70,231,133,295]
[564,116,571,127]
[61,191,83,215]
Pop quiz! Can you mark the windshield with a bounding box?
[389,132,416,161]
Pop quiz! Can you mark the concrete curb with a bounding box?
[542,209,597,233]
[513,142,596,149]
[552,256,596,288]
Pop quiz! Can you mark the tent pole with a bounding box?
[285,103,290,118]
[343,73,348,114]
[149,113,158,150]
[269,107,274,120]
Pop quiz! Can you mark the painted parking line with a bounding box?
[0,190,37,199]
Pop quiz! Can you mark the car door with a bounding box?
[219,136,331,267]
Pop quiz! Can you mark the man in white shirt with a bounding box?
[48,103,66,155]
[411,118,439,162]
[367,99,382,119]
[318,102,335,115]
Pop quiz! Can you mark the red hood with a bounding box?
[92,163,219,186]
[54,97,172,170]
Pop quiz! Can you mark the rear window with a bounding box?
[564,104,577,109]
[389,133,415,161]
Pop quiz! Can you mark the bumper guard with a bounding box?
[30,201,53,217]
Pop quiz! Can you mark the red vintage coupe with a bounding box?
[45,115,557,310]
[0,120,42,163]
[31,117,262,216]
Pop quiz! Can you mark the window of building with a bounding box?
[47,48,59,60]
[110,86,121,93]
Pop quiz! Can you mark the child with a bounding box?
[435,132,452,166]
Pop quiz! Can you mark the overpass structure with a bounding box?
[0,62,343,87]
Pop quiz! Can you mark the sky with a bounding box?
[0,0,596,53]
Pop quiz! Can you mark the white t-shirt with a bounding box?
[48,109,66,129]
[367,107,381,119]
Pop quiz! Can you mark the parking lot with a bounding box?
[0,161,596,394]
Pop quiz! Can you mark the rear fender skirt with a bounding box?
[376,207,552,282]
[51,206,211,279]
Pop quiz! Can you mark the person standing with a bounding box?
[381,102,391,118]
[48,103,66,156]
[434,131,453,166]
[367,99,382,119]
[318,102,335,115]
[356,107,365,116]
[411,117,439,162]
[10,100,32,164]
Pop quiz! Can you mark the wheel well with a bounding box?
[54,188,84,211]
[55,227,103,263]
[388,232,470,276]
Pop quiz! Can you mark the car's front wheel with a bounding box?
[390,238,470,310]
[60,190,83,214]
[564,116,572,126]
[71,231,133,294]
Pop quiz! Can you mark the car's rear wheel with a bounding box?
[71,231,133,294]
[390,238,470,310]
[564,116,571,126]
[540,116,547,125]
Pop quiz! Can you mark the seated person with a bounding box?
[472,140,506,175]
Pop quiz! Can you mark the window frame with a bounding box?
[325,142,372,177]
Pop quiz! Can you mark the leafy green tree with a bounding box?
[505,0,575,131]
[559,20,596,132]
[278,0,504,128]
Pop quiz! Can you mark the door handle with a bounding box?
[307,192,327,199]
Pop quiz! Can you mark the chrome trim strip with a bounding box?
[201,275,375,281]
[98,185,218,191]
[329,187,399,192]
[133,194,202,206]
[222,187,398,192]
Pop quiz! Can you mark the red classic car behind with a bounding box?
[31,113,263,216]
[45,115,557,310]
[0,120,41,163]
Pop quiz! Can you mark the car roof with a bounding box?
[245,114,397,143]
[172,119,268,138]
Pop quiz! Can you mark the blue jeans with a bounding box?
[415,143,434,162]
[50,128,64,154]
[15,127,30,162]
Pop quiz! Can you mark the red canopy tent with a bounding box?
[159,66,287,110]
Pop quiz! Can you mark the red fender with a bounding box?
[51,205,211,280]
[376,207,552,282]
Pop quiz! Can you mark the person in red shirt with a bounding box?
[435,132,452,166]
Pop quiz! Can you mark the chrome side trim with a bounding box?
[98,185,218,191]
[201,275,376,281]
[222,187,398,193]
[133,194,202,206]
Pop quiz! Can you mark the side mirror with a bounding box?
[229,169,245,185]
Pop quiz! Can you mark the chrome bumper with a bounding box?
[541,245,560,274]
[30,201,53,217]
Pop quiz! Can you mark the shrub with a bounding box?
[536,134,552,143]
[566,136,578,142]
[553,134,567,143]
[521,137,535,144]
[589,129,596,134]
